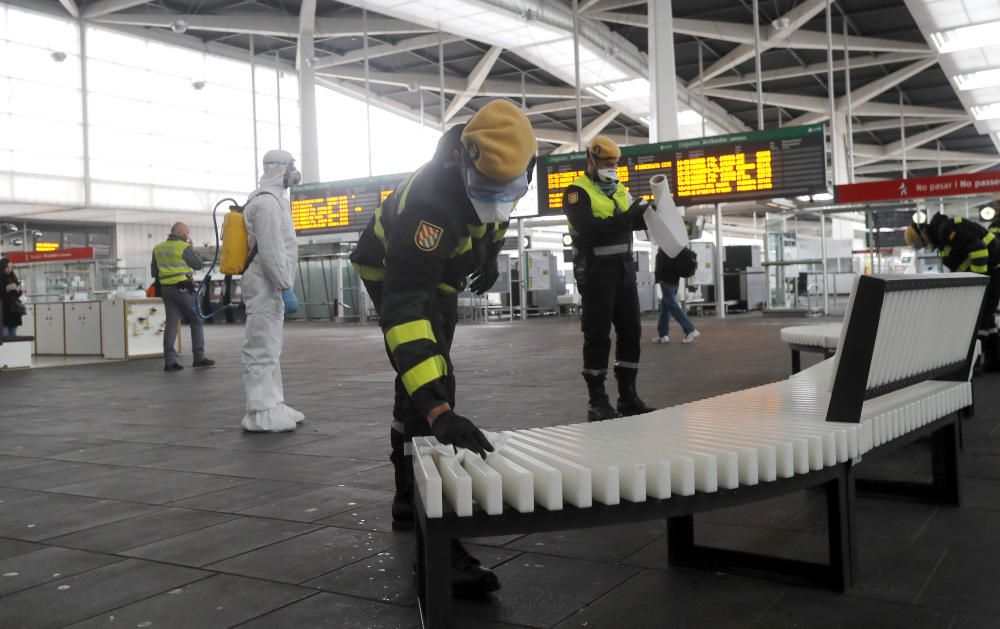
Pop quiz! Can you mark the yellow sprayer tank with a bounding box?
[219,210,250,275]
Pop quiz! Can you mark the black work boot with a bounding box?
[450,540,501,599]
[615,366,655,416]
[984,334,1000,373]
[583,372,621,422]
[390,431,414,532]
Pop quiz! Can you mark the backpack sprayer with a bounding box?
[195,192,279,320]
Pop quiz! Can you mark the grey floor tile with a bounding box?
[0,546,122,596]
[914,508,1000,554]
[0,558,208,629]
[209,525,401,584]
[0,499,159,542]
[235,592,422,629]
[123,516,318,566]
[454,553,639,628]
[237,484,393,522]
[0,539,39,561]
[168,479,323,512]
[553,568,785,629]
[750,588,956,629]
[66,574,312,629]
[917,548,1000,616]
[1,463,128,491]
[46,507,235,553]
[506,520,664,563]
[318,498,396,533]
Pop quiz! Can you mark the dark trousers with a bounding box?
[978,269,1000,335]
[161,284,205,365]
[362,280,458,446]
[579,257,641,372]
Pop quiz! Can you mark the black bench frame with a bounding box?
[788,342,836,374]
[413,275,985,628]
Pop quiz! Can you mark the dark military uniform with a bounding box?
[350,125,506,507]
[563,173,650,417]
[927,214,1000,369]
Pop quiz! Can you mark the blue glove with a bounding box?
[281,289,299,315]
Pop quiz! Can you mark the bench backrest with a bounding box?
[824,273,986,423]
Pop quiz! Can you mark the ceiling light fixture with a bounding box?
[50,51,66,62]
[930,20,1000,54]
[954,69,1000,91]
[191,80,206,90]
[171,19,188,34]
[972,103,1000,121]
[981,206,997,222]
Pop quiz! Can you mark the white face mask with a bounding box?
[597,168,619,184]
[470,198,515,224]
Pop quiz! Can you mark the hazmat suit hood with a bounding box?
[258,149,301,192]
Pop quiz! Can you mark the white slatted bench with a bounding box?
[412,274,986,628]
[780,322,842,373]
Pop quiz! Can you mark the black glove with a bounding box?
[469,258,500,295]
[627,197,652,216]
[431,410,494,459]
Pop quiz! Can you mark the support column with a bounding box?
[79,19,91,206]
[714,204,725,319]
[297,0,320,182]
[573,0,583,150]
[648,0,679,142]
[249,34,260,184]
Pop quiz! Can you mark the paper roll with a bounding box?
[645,174,689,257]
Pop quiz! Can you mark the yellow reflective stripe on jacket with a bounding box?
[373,206,388,248]
[401,354,448,394]
[467,224,487,239]
[153,240,193,285]
[493,223,507,242]
[354,263,385,282]
[984,232,995,246]
[436,282,458,294]
[941,246,952,258]
[971,263,989,273]
[571,175,630,219]
[386,319,436,352]
[450,236,473,257]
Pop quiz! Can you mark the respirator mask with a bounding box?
[462,162,530,224]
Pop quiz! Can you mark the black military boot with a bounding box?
[583,372,621,422]
[390,431,414,532]
[984,334,1000,373]
[615,366,656,416]
[450,540,501,599]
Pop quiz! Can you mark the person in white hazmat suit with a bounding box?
[241,149,305,432]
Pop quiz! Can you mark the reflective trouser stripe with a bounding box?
[401,355,448,395]
[392,421,407,434]
[386,319,436,352]
[615,361,640,369]
[582,368,607,376]
[592,243,631,256]
[354,263,385,281]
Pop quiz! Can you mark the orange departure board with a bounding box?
[537,125,827,215]
[290,173,407,235]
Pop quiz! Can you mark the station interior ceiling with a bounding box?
[6,0,1000,224]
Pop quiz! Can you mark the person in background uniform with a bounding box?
[151,223,214,371]
[0,257,24,337]
[653,247,699,344]
[563,135,656,421]
[906,213,1000,371]
[240,149,304,433]
[351,99,536,599]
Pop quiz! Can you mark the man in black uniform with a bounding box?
[351,99,536,597]
[906,213,1000,371]
[563,135,656,421]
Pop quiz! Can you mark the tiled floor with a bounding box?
[0,313,997,628]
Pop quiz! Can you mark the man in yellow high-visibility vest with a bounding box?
[151,222,214,371]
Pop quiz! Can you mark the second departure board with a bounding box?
[537,124,828,214]
[290,173,407,235]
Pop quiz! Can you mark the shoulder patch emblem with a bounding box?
[567,190,580,205]
[414,220,444,252]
